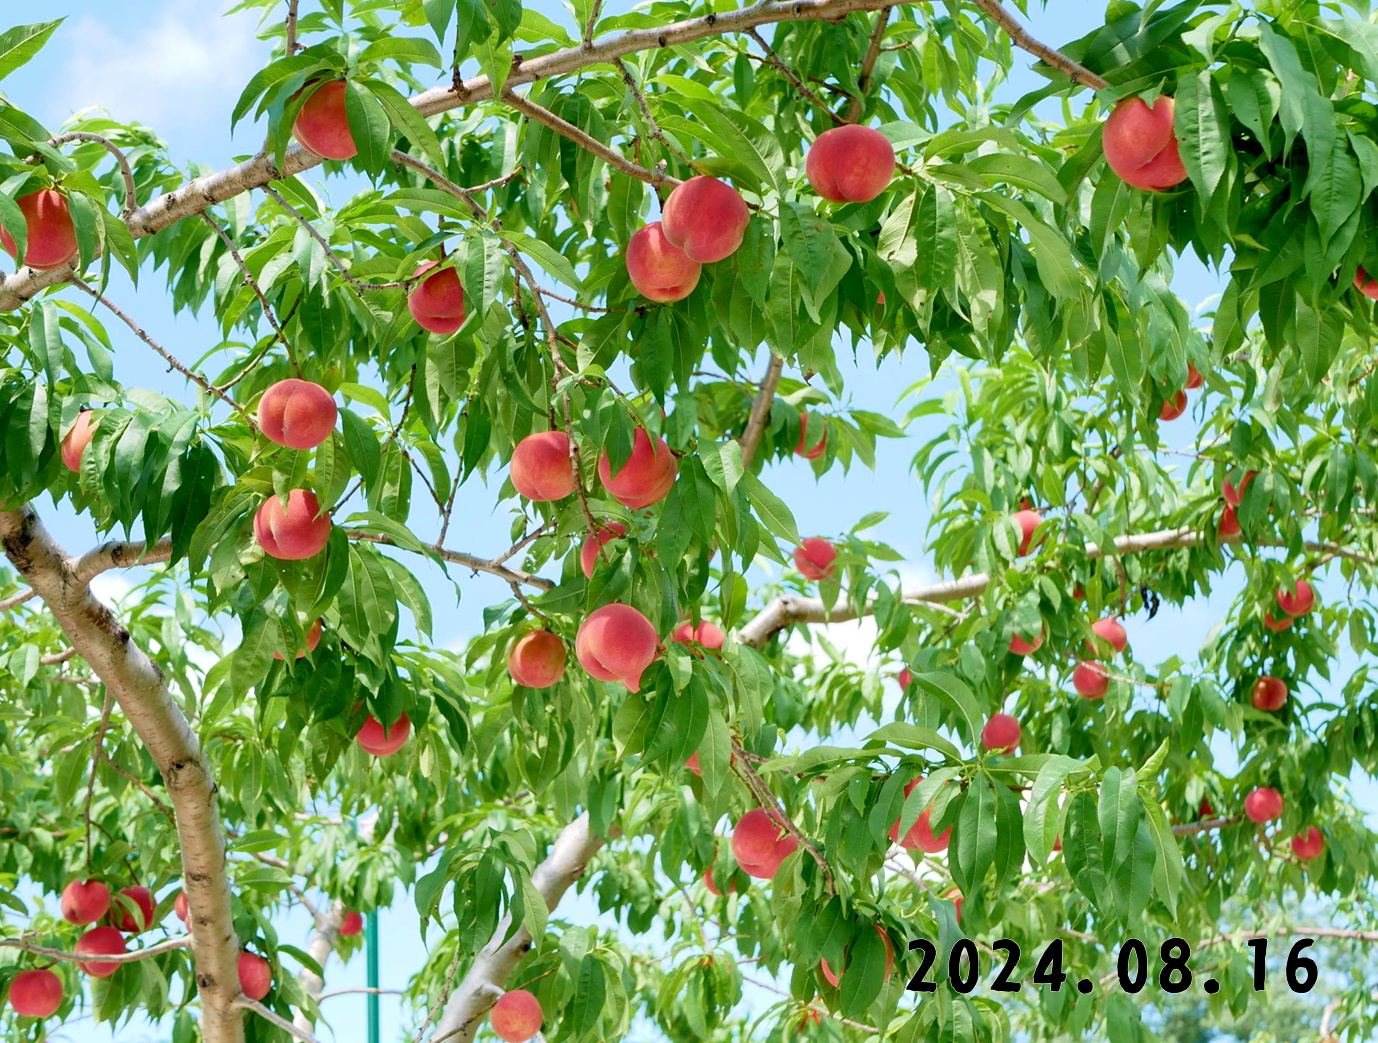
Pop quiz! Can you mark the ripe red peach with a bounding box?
[1356,266,1378,300]
[174,891,190,926]
[1185,363,1204,390]
[1251,675,1287,712]
[660,176,750,263]
[703,866,734,896]
[1277,578,1315,618]
[507,630,567,689]
[8,969,62,1018]
[510,431,575,502]
[238,952,272,1001]
[61,879,111,926]
[889,778,952,853]
[1009,629,1043,655]
[897,668,913,689]
[597,429,677,509]
[254,489,332,560]
[1200,796,1216,819]
[490,988,543,1043]
[794,537,837,581]
[731,807,798,876]
[820,926,894,987]
[795,411,827,460]
[686,752,702,776]
[981,713,1022,754]
[258,379,338,450]
[61,411,97,473]
[1102,96,1188,191]
[1087,618,1128,658]
[1217,505,1240,539]
[1011,509,1042,557]
[275,619,322,661]
[1159,389,1187,421]
[75,926,126,977]
[292,80,357,160]
[671,620,725,650]
[110,885,156,933]
[1291,827,1324,861]
[575,603,658,688]
[407,261,467,334]
[1223,471,1257,507]
[1244,786,1283,824]
[625,222,701,302]
[580,521,628,578]
[356,712,411,756]
[0,189,79,270]
[806,125,896,204]
[340,911,364,936]
[1072,661,1109,700]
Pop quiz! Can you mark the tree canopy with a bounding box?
[2,1,1378,1041]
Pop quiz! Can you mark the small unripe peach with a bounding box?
[1072,661,1109,700]
[597,429,677,509]
[258,379,338,450]
[806,125,896,203]
[1250,675,1287,712]
[408,261,467,334]
[292,80,357,160]
[61,879,110,926]
[1244,786,1283,824]
[795,411,826,460]
[356,712,411,756]
[254,489,332,560]
[1102,96,1188,191]
[1276,578,1315,618]
[0,189,79,270]
[1159,389,1187,421]
[1011,509,1042,557]
[507,630,567,689]
[8,968,62,1018]
[980,713,1021,754]
[575,603,658,688]
[625,222,701,302]
[1087,618,1128,658]
[75,926,126,977]
[61,411,98,473]
[660,176,750,263]
[580,521,628,578]
[490,988,543,1043]
[794,538,837,581]
[1291,826,1324,861]
[510,431,576,502]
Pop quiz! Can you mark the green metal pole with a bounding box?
[367,910,380,1043]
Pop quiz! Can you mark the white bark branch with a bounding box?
[0,933,191,963]
[0,506,244,1043]
[430,814,604,1043]
[293,902,346,1033]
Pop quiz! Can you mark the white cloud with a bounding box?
[50,0,263,148]
[89,571,135,607]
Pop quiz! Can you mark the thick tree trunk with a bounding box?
[0,506,244,1043]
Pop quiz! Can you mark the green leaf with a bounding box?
[1142,800,1182,917]
[344,80,392,176]
[0,21,61,83]
[742,471,798,544]
[363,79,446,170]
[950,775,998,892]
[358,37,444,68]
[500,231,582,292]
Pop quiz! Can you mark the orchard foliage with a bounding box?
[2,1,1378,1042]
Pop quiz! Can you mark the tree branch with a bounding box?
[502,91,680,188]
[0,933,192,964]
[739,354,784,467]
[284,0,300,55]
[293,902,346,1033]
[967,0,1109,90]
[0,506,244,1043]
[844,8,891,122]
[748,29,846,124]
[73,536,174,584]
[238,997,321,1043]
[346,532,554,591]
[0,588,36,611]
[47,132,138,216]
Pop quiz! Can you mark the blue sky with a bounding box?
[3,1,1365,1041]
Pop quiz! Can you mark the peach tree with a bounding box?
[2,1,1378,1041]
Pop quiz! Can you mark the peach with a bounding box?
[703,866,734,896]
[820,926,894,987]
[1263,612,1294,632]
[61,411,97,473]
[75,926,126,977]
[1087,618,1128,658]
[1159,389,1187,421]
[1217,505,1240,539]
[1223,470,1257,506]
[510,431,576,502]
[1011,509,1042,557]
[490,989,543,1043]
[806,125,896,204]
[1072,661,1109,700]
[1009,629,1042,655]
[292,80,357,160]
[1185,363,1204,390]
[731,807,798,876]
[340,910,364,936]
[258,379,338,450]
[1251,675,1287,712]
[660,176,750,263]
[1356,266,1378,300]
[0,189,79,270]
[794,537,837,581]
[671,620,725,650]
[1277,578,1315,618]
[575,603,658,686]
[254,489,332,560]
[1244,786,1283,824]
[110,885,155,933]
[981,713,1021,753]
[625,222,701,302]
[597,429,677,509]
[408,261,467,334]
[174,891,190,926]
[889,778,951,853]
[1200,796,1216,819]
[9,969,62,1018]
[275,619,323,661]
[897,668,913,689]
[507,630,567,689]
[580,521,628,578]
[686,752,702,776]
[356,712,411,756]
[1291,827,1324,861]
[237,952,272,1001]
[61,879,110,926]
[795,411,827,460]
[1102,96,1188,191]
[952,892,965,923]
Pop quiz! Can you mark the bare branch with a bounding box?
[47,132,138,216]
[293,902,345,1032]
[739,354,784,467]
[502,91,680,189]
[844,8,891,122]
[284,0,300,55]
[83,692,116,870]
[0,933,192,964]
[967,0,1110,90]
[1170,815,1242,837]
[611,58,691,163]
[260,185,413,294]
[747,30,846,124]
[0,588,36,611]
[99,750,177,824]
[238,997,322,1043]
[40,647,77,665]
[200,213,300,369]
[73,536,174,585]
[346,532,554,591]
